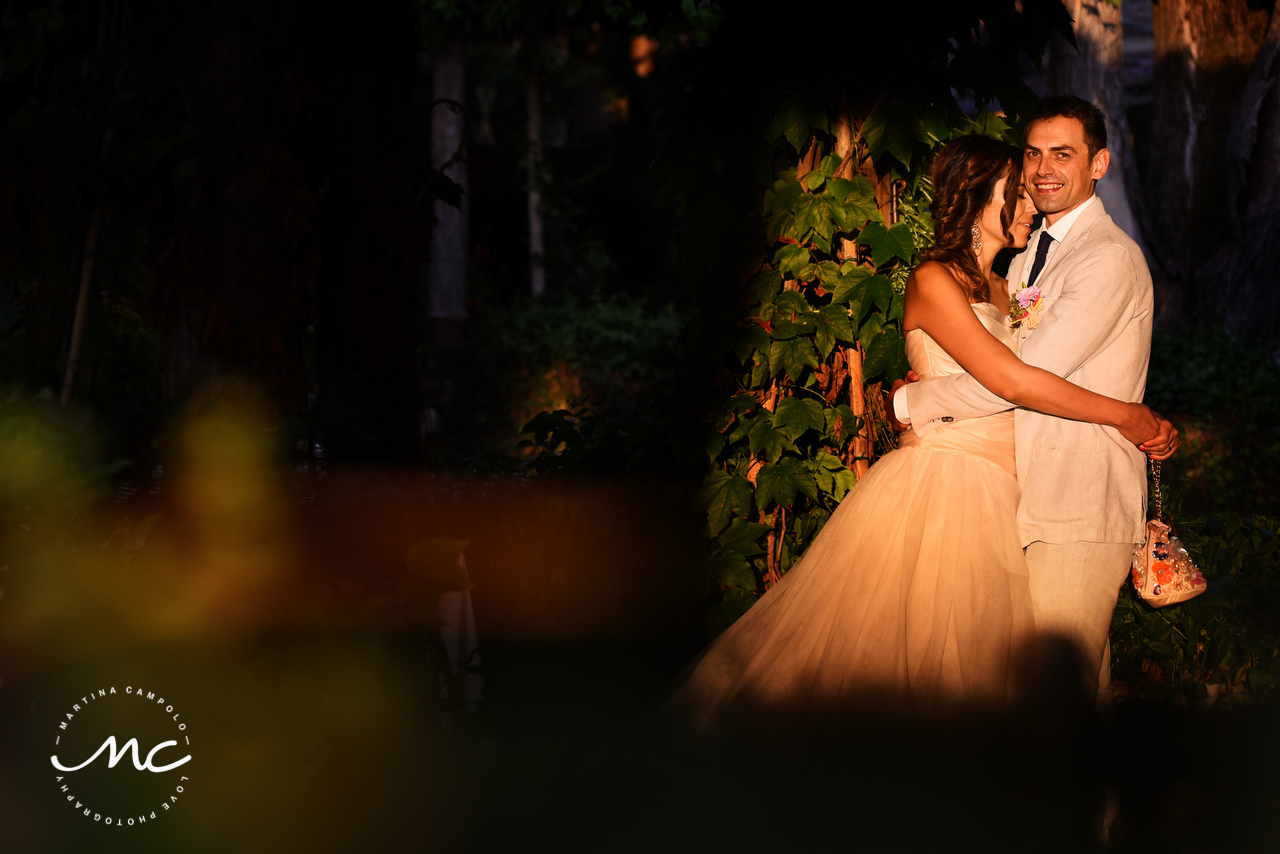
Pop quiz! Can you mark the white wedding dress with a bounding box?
[670,303,1035,728]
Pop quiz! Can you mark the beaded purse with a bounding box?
[1131,460,1207,608]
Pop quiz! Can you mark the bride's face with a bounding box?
[1008,183,1037,250]
[977,174,1037,252]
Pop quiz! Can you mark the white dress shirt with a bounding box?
[892,193,1098,425]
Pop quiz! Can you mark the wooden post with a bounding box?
[832,103,875,478]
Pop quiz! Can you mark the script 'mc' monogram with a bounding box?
[51,736,191,773]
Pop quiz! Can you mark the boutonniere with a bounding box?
[1009,282,1044,330]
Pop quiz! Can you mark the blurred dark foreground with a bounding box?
[4,630,1280,853]
[0,399,1278,852]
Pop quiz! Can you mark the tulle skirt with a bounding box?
[670,431,1034,730]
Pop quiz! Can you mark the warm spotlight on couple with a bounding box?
[668,96,1180,729]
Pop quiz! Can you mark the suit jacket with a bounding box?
[901,197,1153,547]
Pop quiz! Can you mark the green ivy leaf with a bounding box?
[773,290,811,319]
[861,328,908,382]
[763,174,802,215]
[770,97,829,153]
[814,260,842,289]
[885,222,916,261]
[863,101,927,169]
[864,274,894,317]
[696,470,754,536]
[772,396,824,441]
[793,193,822,242]
[746,269,782,304]
[774,244,810,278]
[708,552,757,591]
[803,170,825,191]
[819,152,842,177]
[828,177,880,230]
[832,266,872,305]
[811,198,836,243]
[718,517,772,556]
[796,263,821,284]
[766,210,795,244]
[968,108,1019,145]
[713,395,741,432]
[746,415,792,462]
[705,430,726,462]
[731,323,771,363]
[808,450,856,501]
[770,336,819,383]
[818,303,855,341]
[858,313,884,352]
[749,359,771,388]
[827,175,874,202]
[813,313,835,359]
[755,457,819,510]
[856,221,915,267]
[769,319,804,340]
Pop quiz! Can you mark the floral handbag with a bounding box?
[1130,460,1207,608]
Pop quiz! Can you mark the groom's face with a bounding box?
[1023,116,1109,220]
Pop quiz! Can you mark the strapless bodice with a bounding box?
[904,301,1015,378]
[897,302,1017,477]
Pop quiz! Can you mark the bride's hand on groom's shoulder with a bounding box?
[1140,413,1180,462]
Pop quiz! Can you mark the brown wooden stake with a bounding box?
[846,343,872,478]
[761,378,779,413]
[764,506,784,589]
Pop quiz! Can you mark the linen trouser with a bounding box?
[1023,541,1135,699]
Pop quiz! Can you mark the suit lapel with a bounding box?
[1014,199,1109,348]
[1007,229,1040,291]
[1006,241,1033,294]
[1032,198,1109,300]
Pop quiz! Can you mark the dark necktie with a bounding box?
[1027,231,1054,286]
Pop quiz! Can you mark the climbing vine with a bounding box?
[693,97,1026,633]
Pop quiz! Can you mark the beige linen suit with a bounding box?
[901,197,1153,695]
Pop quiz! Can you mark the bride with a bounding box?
[669,135,1171,728]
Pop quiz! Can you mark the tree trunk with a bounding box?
[1049,0,1147,258]
[1145,0,1273,320]
[426,32,469,349]
[1199,3,1280,352]
[525,2,546,297]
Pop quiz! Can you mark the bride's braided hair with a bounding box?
[920,135,1022,304]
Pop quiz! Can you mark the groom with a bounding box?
[889,95,1178,699]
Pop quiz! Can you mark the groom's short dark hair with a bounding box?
[1027,95,1107,158]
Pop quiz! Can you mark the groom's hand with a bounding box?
[1140,415,1180,461]
[886,371,921,432]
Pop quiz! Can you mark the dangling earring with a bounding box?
[971,225,983,253]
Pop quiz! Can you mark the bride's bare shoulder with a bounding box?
[907,261,965,302]
[904,261,970,331]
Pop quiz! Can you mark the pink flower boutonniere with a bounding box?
[1009,282,1044,330]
